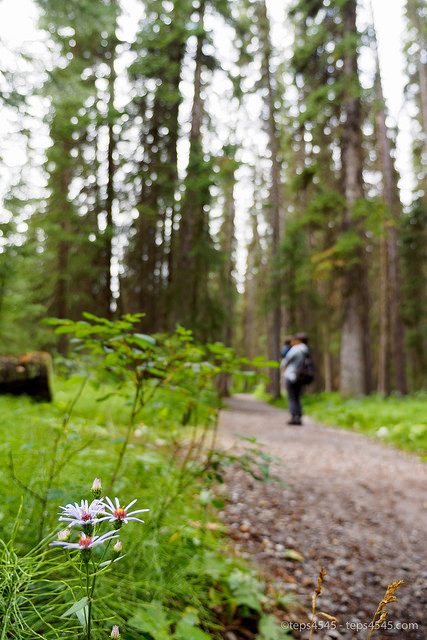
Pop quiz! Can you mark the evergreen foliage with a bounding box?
[0,0,426,391]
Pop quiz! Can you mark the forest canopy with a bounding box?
[0,0,426,396]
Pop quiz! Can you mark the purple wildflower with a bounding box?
[104,496,149,527]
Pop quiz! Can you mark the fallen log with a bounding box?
[0,352,54,401]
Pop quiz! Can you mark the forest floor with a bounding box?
[216,394,427,640]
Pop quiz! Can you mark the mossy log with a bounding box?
[0,352,54,402]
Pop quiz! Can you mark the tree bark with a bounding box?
[371,14,407,394]
[339,0,372,396]
[175,0,206,325]
[104,45,116,319]
[408,0,427,151]
[56,161,72,355]
[260,0,282,399]
[377,230,391,394]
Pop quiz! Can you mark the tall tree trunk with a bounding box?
[260,0,282,399]
[408,0,427,150]
[104,47,116,319]
[217,151,237,396]
[244,207,260,362]
[57,225,69,355]
[339,0,372,396]
[371,14,407,394]
[220,153,237,349]
[56,161,72,355]
[163,41,185,330]
[377,231,391,394]
[176,0,206,325]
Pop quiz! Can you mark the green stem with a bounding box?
[98,536,113,566]
[107,375,143,494]
[40,377,89,541]
[86,561,92,640]
[87,557,98,640]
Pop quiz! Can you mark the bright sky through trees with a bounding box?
[0,0,412,200]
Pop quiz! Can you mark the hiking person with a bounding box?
[280,332,311,425]
[280,335,293,358]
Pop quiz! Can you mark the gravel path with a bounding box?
[217,394,427,640]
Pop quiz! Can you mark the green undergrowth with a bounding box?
[0,383,294,639]
[268,388,427,459]
[0,314,292,639]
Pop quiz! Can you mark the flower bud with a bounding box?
[113,540,123,553]
[57,528,71,542]
[110,625,120,639]
[91,477,102,499]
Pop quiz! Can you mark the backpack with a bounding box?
[296,353,315,385]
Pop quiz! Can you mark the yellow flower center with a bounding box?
[114,507,126,520]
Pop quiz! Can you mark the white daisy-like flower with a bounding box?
[104,496,149,526]
[58,499,108,527]
[50,530,118,550]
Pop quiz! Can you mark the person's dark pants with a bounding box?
[285,379,303,420]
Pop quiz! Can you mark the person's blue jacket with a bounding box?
[280,343,309,383]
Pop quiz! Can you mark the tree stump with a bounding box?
[0,352,54,402]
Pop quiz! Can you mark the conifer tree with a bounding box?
[173,0,231,338]
[33,0,120,349]
[404,0,427,186]
[217,145,239,350]
[288,0,373,395]
[400,0,427,388]
[122,0,191,331]
[370,16,407,395]
[234,0,285,396]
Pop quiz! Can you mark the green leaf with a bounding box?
[175,621,211,640]
[75,606,88,630]
[256,614,284,640]
[179,608,199,626]
[60,597,88,618]
[99,554,125,567]
[252,356,279,368]
[227,570,264,612]
[55,324,82,335]
[211,497,225,509]
[42,317,66,326]
[130,333,156,347]
[128,603,171,639]
[82,311,111,324]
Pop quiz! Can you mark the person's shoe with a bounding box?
[287,416,302,425]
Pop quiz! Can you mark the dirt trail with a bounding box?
[217,394,427,640]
